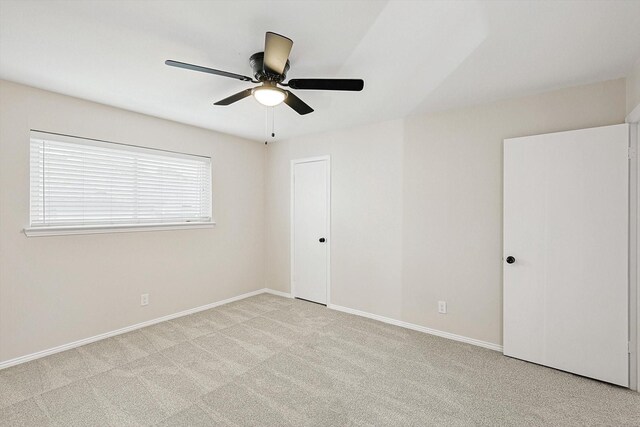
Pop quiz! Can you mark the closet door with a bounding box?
[503,124,629,387]
[292,157,330,304]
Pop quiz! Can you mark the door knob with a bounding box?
[319,238,326,243]
[506,256,516,264]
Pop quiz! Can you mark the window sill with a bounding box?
[23,222,216,237]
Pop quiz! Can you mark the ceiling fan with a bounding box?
[165,32,364,115]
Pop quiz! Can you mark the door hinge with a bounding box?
[629,146,637,159]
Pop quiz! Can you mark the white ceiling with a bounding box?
[1,0,639,142]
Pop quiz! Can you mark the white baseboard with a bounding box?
[1,288,501,370]
[0,288,266,370]
[265,289,502,352]
[328,303,503,352]
[263,288,293,298]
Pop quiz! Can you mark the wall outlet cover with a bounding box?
[438,301,447,314]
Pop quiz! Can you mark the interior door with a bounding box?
[503,124,629,387]
[292,158,329,304]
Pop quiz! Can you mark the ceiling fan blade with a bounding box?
[287,79,364,91]
[263,32,293,75]
[166,60,253,82]
[284,91,314,115]
[214,88,253,106]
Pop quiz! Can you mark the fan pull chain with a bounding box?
[271,107,276,139]
[264,108,269,145]
[264,107,276,145]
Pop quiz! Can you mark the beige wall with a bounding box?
[266,78,627,346]
[627,59,640,116]
[0,76,631,364]
[0,80,265,364]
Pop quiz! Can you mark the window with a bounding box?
[26,131,213,236]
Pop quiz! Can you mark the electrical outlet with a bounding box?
[141,293,149,306]
[438,301,447,314]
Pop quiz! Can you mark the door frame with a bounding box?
[627,115,639,391]
[290,155,331,305]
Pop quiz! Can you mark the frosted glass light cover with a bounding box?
[253,86,287,106]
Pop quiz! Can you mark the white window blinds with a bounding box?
[29,131,212,230]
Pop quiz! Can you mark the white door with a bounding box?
[504,124,629,387]
[292,157,329,304]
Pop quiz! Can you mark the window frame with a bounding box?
[24,130,215,237]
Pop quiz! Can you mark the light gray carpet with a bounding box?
[0,294,638,426]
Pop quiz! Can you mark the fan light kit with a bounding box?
[165,31,364,116]
[252,83,287,107]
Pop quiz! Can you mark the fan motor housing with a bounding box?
[250,52,290,82]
